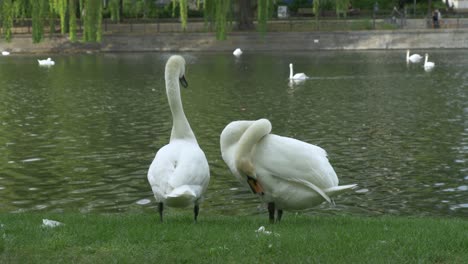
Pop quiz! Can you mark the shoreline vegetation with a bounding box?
[0,213,467,263]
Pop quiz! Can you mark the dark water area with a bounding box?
[0,50,466,217]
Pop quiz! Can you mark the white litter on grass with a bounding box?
[42,219,63,228]
[255,226,280,237]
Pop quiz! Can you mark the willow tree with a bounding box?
[336,0,348,18]
[205,0,273,40]
[69,0,77,41]
[32,0,48,43]
[1,0,14,41]
[50,0,67,34]
[82,0,102,42]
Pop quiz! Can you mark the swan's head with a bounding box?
[47,58,52,61]
[165,55,188,88]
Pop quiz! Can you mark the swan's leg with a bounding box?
[158,202,164,222]
[194,204,200,223]
[268,202,275,224]
[277,209,283,223]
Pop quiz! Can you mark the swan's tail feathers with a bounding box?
[164,185,200,208]
[324,184,358,197]
[288,177,332,204]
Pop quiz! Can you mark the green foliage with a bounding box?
[31,0,48,43]
[69,0,77,41]
[1,0,14,41]
[108,0,120,21]
[336,0,349,18]
[83,0,102,42]
[258,0,274,34]
[54,0,68,34]
[180,0,188,30]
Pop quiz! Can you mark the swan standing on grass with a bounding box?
[424,53,435,71]
[289,63,309,80]
[147,55,210,222]
[38,58,55,66]
[406,49,423,63]
[220,118,357,223]
[233,48,243,57]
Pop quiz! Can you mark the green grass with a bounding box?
[0,213,467,263]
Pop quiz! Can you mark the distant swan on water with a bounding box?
[424,53,435,71]
[289,63,309,80]
[406,49,423,64]
[2,51,10,56]
[147,55,210,222]
[38,58,55,66]
[233,48,243,57]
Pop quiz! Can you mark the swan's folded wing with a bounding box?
[253,134,338,189]
[167,142,210,194]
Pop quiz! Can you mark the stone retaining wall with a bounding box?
[0,29,466,54]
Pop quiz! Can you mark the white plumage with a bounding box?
[147,55,210,222]
[233,48,243,57]
[38,58,55,66]
[220,118,356,223]
[424,53,435,71]
[289,63,309,80]
[406,49,423,63]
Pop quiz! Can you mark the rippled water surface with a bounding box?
[0,50,467,217]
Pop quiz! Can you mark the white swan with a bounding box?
[424,53,435,71]
[38,58,55,66]
[289,63,309,80]
[406,49,423,63]
[220,118,356,223]
[147,55,210,222]
[2,51,10,56]
[233,48,243,57]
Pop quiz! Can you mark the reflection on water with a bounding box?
[0,51,467,217]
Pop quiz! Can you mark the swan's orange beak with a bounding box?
[247,176,264,195]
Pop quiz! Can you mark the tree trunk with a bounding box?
[237,0,254,30]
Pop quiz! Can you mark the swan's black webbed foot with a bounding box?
[158,202,164,223]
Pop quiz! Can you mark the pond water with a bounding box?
[0,50,467,218]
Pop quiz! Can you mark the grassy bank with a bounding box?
[0,213,466,263]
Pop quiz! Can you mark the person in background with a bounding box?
[432,9,440,28]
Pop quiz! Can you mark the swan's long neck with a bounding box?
[406,50,409,61]
[165,68,196,143]
[289,64,294,79]
[424,54,428,65]
[235,119,272,168]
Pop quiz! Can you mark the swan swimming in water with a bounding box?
[233,48,243,57]
[406,49,423,64]
[2,51,10,56]
[423,53,435,71]
[289,63,309,80]
[147,55,210,222]
[38,58,55,66]
[220,118,356,223]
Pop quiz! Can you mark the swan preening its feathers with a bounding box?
[406,49,423,64]
[147,55,210,222]
[289,63,309,80]
[424,53,435,71]
[220,118,357,223]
